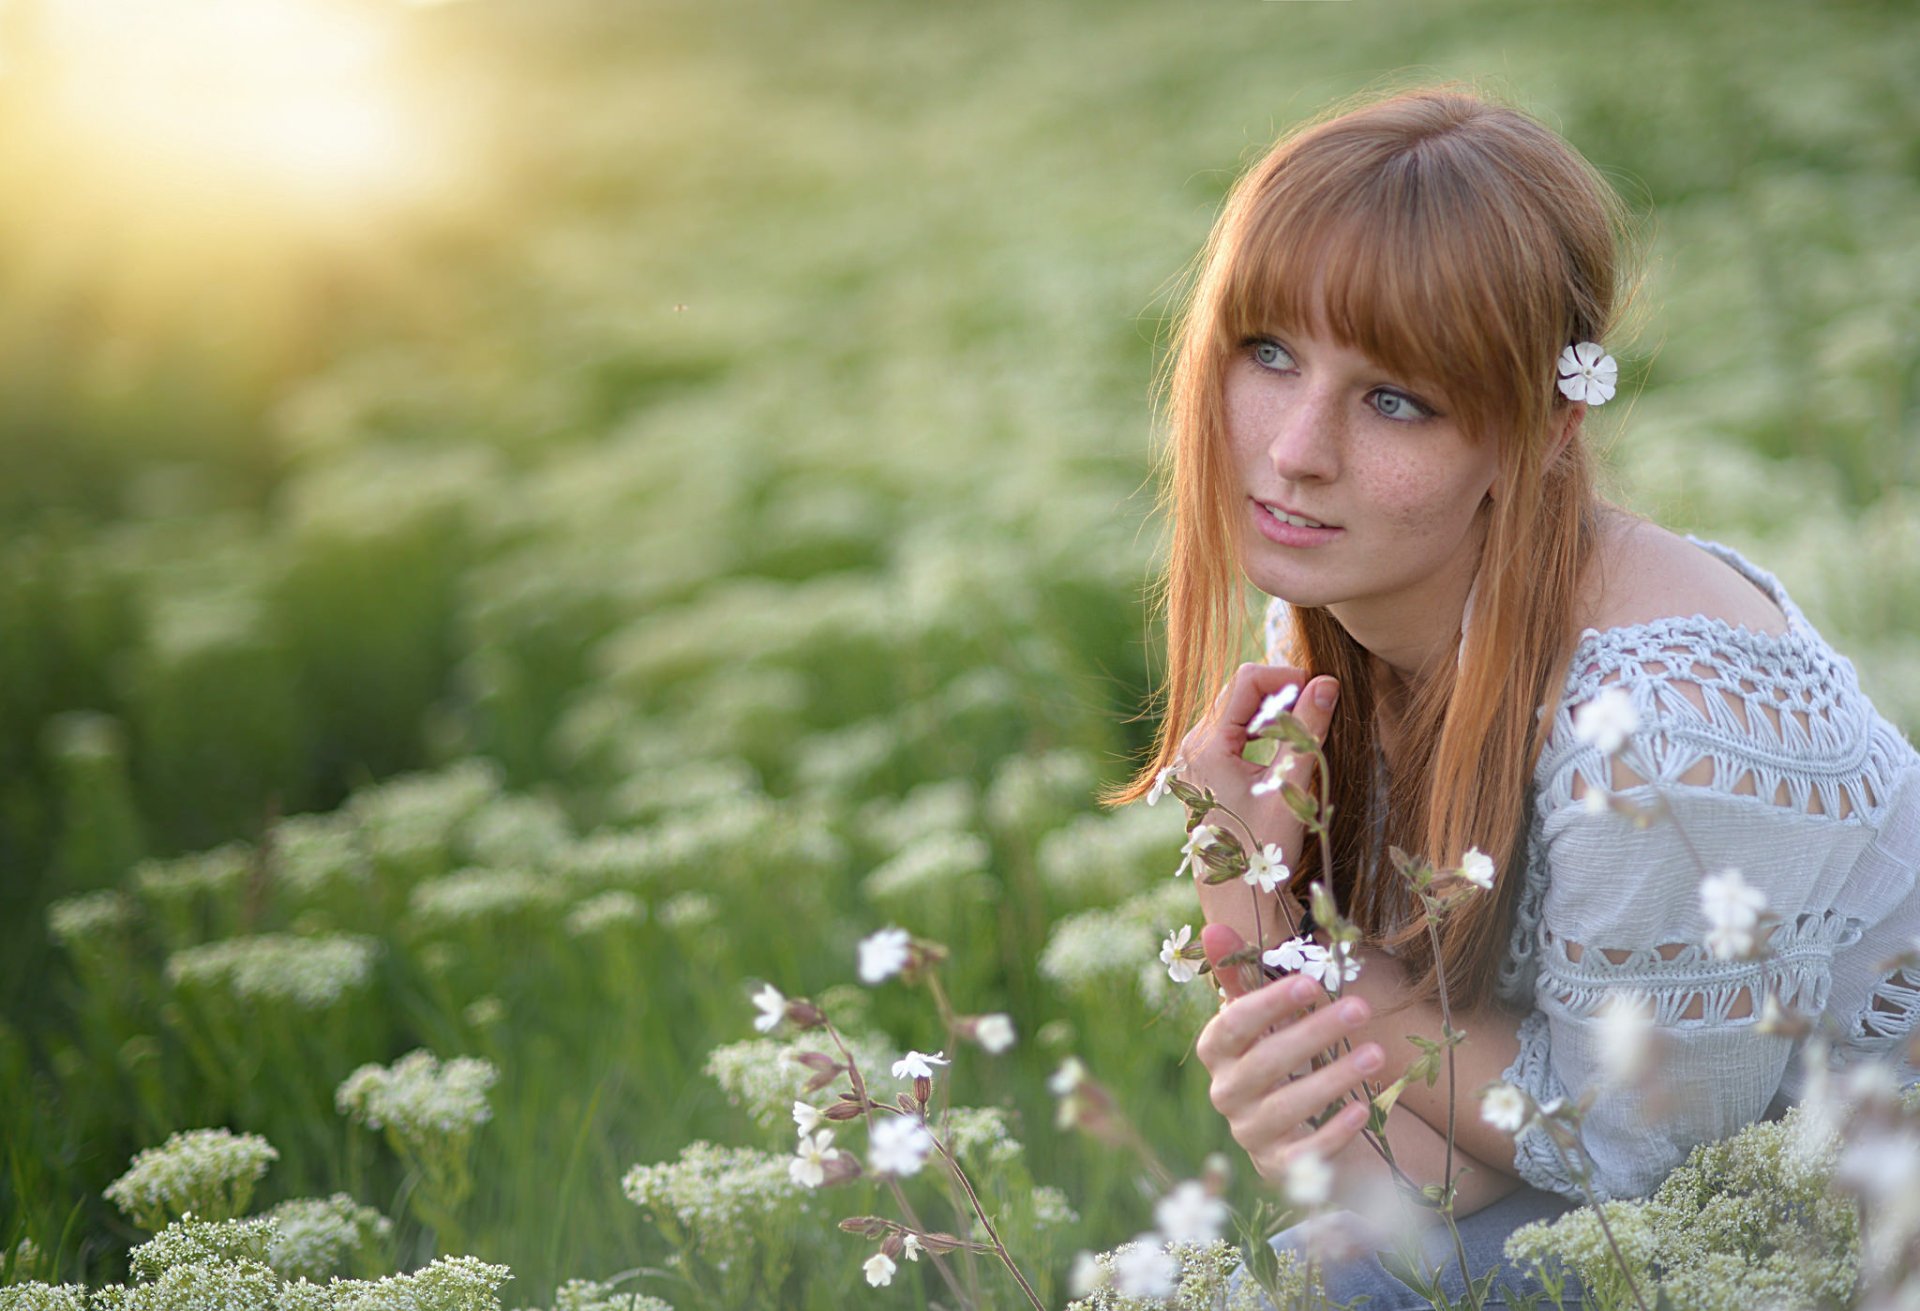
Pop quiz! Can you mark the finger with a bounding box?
[1208,996,1374,1115]
[1259,1098,1373,1183]
[1200,923,1262,1001]
[1233,1039,1385,1137]
[1200,972,1321,1063]
[1205,663,1309,760]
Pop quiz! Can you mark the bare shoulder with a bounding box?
[1577,512,1790,638]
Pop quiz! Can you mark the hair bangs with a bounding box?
[1211,146,1546,446]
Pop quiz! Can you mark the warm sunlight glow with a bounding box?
[38,0,445,220]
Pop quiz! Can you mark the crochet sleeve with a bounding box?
[1498,618,1907,1201]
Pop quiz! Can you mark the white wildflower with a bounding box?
[621,1141,805,1245]
[165,934,378,1010]
[863,1252,896,1287]
[868,1117,933,1177]
[1481,1084,1529,1133]
[1048,1057,1087,1097]
[1555,341,1619,406]
[1247,685,1300,737]
[1145,766,1175,807]
[1572,687,1638,755]
[335,1049,498,1141]
[789,1130,838,1189]
[973,1013,1016,1053]
[1174,823,1219,879]
[409,867,562,926]
[858,927,912,984]
[751,984,787,1034]
[891,1050,950,1081]
[1701,867,1768,960]
[563,889,645,937]
[1284,1151,1332,1208]
[1244,843,1290,894]
[1597,992,1654,1085]
[1582,786,1610,815]
[1161,925,1200,984]
[264,1193,391,1282]
[1154,1180,1229,1245]
[103,1129,279,1230]
[1307,941,1362,988]
[793,1101,823,1137]
[901,1233,924,1261]
[1068,1250,1108,1297]
[1263,935,1327,975]
[1459,848,1495,890]
[1111,1237,1178,1300]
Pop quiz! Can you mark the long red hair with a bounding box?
[1113,83,1644,1012]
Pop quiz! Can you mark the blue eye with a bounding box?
[1251,340,1293,370]
[1372,391,1429,422]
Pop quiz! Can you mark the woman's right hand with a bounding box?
[1174,664,1339,943]
[1195,923,1382,1188]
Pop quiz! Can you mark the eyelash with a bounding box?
[1245,338,1435,423]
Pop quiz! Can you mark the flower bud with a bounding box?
[785,1000,826,1030]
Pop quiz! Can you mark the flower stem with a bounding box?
[1544,1129,1651,1311]
[932,1137,1047,1311]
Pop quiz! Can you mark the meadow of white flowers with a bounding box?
[3,2,1919,1309]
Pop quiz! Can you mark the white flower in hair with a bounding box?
[1556,341,1618,405]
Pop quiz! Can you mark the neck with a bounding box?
[1326,521,1486,691]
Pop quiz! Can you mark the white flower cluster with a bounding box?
[857,779,977,855]
[103,1130,278,1230]
[458,794,572,868]
[268,812,370,900]
[126,1214,276,1282]
[409,869,563,927]
[984,748,1097,835]
[941,1106,1023,1167]
[165,934,378,1010]
[1504,1101,1860,1311]
[294,1253,512,1311]
[862,830,993,903]
[1041,883,1194,993]
[46,890,137,949]
[335,1050,499,1139]
[0,1282,88,1311]
[702,1032,895,1128]
[1029,1185,1078,1229]
[263,1194,392,1282]
[621,1142,806,1253]
[550,829,673,890]
[532,1276,674,1311]
[563,889,646,938]
[1065,1237,1296,1310]
[347,759,503,870]
[657,891,717,931]
[1036,806,1180,903]
[132,843,251,905]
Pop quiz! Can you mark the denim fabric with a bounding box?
[1263,1185,1587,1309]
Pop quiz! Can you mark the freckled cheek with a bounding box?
[1367,460,1486,539]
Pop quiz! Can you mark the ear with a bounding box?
[1550,401,1588,462]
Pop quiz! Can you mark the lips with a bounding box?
[1259,500,1335,530]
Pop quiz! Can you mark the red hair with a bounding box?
[1112,83,1644,1011]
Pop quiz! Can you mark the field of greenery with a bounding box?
[3,0,1919,1307]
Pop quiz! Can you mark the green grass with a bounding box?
[1,0,1917,1306]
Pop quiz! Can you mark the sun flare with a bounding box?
[32,0,450,223]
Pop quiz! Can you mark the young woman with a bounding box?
[1123,85,1920,1300]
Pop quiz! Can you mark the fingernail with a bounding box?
[1315,679,1338,710]
[1287,977,1317,1003]
[1338,998,1368,1023]
[1355,1044,1384,1073]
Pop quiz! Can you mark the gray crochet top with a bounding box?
[1264,538,1920,1201]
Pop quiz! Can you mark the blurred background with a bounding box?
[2,0,1916,1305]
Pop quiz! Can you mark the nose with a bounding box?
[1263,381,1342,484]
